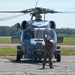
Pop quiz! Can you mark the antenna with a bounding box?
[35,0,39,7]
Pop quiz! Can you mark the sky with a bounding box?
[0,0,75,28]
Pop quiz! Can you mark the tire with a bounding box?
[16,50,22,62]
[55,55,57,58]
[16,54,21,62]
[39,58,41,60]
[57,55,61,62]
[35,58,37,60]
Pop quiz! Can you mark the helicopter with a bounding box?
[15,7,61,62]
[0,1,75,62]
[0,7,62,62]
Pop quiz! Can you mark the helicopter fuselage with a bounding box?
[17,20,57,59]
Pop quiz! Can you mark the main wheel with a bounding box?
[39,58,41,60]
[35,58,37,60]
[16,54,21,62]
[56,55,61,62]
[16,50,23,62]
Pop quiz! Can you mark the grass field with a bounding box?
[0,37,75,45]
[0,48,16,56]
[61,49,75,55]
[0,37,75,56]
[62,37,75,45]
[0,37,11,44]
[0,48,75,56]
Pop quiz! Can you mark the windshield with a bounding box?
[35,29,43,38]
[22,29,44,40]
[22,28,56,40]
[22,30,34,40]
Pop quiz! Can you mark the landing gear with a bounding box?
[16,50,23,62]
[55,50,61,62]
[35,58,37,60]
[56,54,61,62]
[34,58,41,60]
[16,54,21,62]
[39,58,41,60]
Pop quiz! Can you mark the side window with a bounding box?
[22,30,30,39]
[29,31,34,38]
[49,30,57,42]
[49,30,54,39]
[43,29,50,38]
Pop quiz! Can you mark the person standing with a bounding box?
[43,35,54,69]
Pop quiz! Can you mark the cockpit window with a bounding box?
[22,29,54,40]
[43,29,56,40]
[22,30,34,40]
[35,29,43,38]
[29,30,34,38]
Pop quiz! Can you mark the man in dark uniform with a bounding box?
[43,35,53,69]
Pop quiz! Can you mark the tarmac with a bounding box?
[0,55,75,75]
[0,44,75,49]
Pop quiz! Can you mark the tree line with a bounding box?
[0,25,75,37]
[0,25,21,36]
[56,28,75,37]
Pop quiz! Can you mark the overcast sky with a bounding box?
[0,0,75,28]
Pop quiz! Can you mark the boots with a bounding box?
[49,62,53,69]
[50,66,53,69]
[43,65,45,69]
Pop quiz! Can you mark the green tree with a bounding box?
[0,26,10,36]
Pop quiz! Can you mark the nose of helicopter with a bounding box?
[35,42,42,49]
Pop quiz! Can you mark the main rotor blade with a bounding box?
[48,10,75,14]
[46,9,75,14]
[0,11,22,13]
[0,14,24,21]
[58,11,75,14]
[0,9,32,13]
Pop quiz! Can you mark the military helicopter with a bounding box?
[0,1,75,62]
[0,7,61,62]
[16,7,61,62]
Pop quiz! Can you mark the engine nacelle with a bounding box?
[21,20,28,30]
[50,21,56,29]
